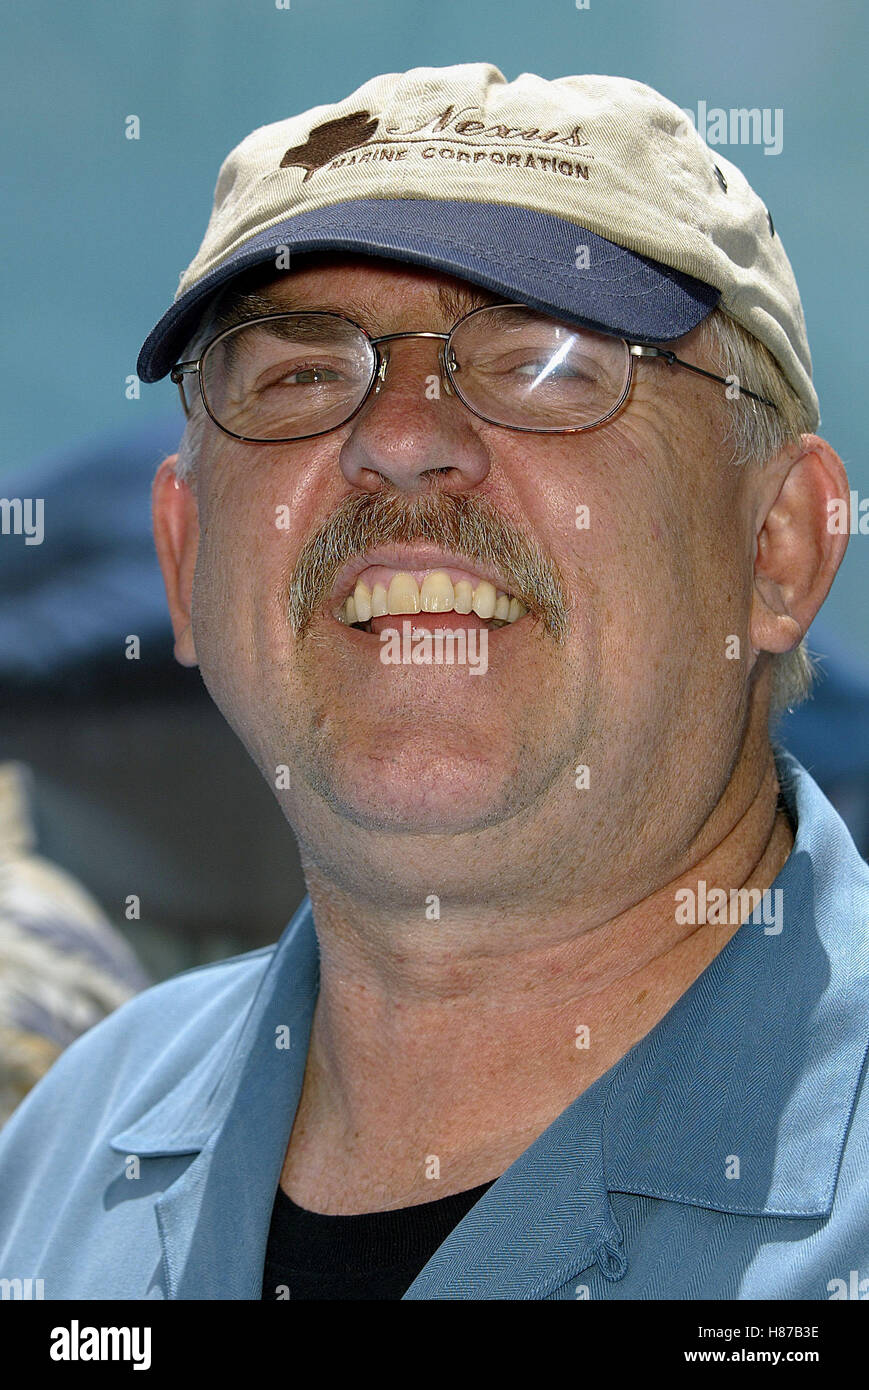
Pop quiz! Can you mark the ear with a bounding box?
[152,456,199,667]
[750,434,850,661]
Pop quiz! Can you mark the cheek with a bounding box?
[190,480,288,715]
[556,429,748,692]
[189,533,251,725]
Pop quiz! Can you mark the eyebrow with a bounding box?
[208,281,508,338]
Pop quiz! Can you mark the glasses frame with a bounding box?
[170,303,778,444]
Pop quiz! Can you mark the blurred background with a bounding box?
[1,1,867,1112]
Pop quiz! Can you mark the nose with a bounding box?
[338,336,492,495]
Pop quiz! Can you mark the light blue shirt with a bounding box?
[1,748,867,1300]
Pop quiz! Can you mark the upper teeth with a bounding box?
[337,570,528,627]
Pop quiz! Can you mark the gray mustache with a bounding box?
[287,491,570,642]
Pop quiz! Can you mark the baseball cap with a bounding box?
[137,63,818,427]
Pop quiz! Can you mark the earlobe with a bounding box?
[749,434,850,662]
[152,456,200,668]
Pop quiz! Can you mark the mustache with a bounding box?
[287,491,570,642]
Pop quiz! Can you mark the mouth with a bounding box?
[327,549,533,636]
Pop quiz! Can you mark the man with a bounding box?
[0,64,866,1301]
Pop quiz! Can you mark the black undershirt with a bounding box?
[261,1178,496,1300]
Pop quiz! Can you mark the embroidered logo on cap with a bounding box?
[279,110,379,181]
[279,102,594,185]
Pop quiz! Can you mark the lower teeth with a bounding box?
[352,617,511,633]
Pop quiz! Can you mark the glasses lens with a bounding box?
[201,314,375,440]
[449,306,631,431]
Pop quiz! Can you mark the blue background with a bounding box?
[3,0,867,654]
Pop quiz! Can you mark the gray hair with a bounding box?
[694,310,818,718]
[172,309,221,488]
[170,296,819,719]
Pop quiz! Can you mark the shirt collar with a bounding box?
[602,746,869,1217]
[109,913,319,1156]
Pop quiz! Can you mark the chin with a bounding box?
[312,747,522,835]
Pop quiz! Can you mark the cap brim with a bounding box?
[137,199,719,383]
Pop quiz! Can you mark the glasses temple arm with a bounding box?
[629,344,778,411]
[170,362,199,419]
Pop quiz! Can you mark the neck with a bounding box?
[282,741,794,1212]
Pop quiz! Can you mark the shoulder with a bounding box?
[65,940,276,1068]
[0,942,277,1148]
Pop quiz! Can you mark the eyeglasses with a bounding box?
[170,303,778,444]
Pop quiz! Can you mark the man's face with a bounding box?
[175,254,759,890]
